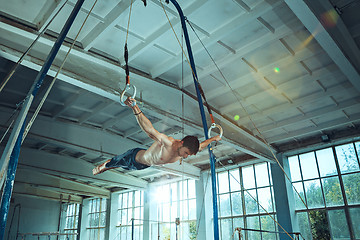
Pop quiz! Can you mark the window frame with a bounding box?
[87,198,107,240]
[61,202,80,240]
[153,179,197,240]
[287,140,360,239]
[116,190,144,240]
[216,162,278,240]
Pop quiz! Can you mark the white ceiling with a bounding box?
[0,0,360,201]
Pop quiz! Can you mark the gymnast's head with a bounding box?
[181,135,200,156]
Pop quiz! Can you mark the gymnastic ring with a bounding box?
[208,123,223,139]
[120,84,137,106]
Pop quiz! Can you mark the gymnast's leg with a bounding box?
[92,148,147,175]
[92,159,112,175]
[92,149,132,175]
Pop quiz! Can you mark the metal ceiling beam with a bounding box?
[78,100,114,124]
[235,80,354,128]
[151,161,200,180]
[0,106,137,159]
[0,43,120,103]
[183,20,304,91]
[35,0,68,32]
[187,148,239,165]
[151,0,283,78]
[132,170,165,180]
[124,118,162,138]
[15,147,148,189]
[15,168,110,198]
[350,23,360,38]
[268,112,360,143]
[251,69,343,103]
[259,98,360,133]
[81,0,134,51]
[222,65,347,115]
[207,42,323,103]
[102,110,130,129]
[284,0,360,93]
[13,183,83,203]
[311,0,360,69]
[232,0,251,12]
[52,90,87,119]
[128,0,208,62]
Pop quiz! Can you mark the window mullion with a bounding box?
[132,191,135,223]
[239,167,247,240]
[253,165,263,240]
[333,146,356,239]
[353,142,360,168]
[297,155,309,207]
[314,151,327,209]
[332,147,348,206]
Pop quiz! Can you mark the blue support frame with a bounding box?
[167,1,220,239]
[0,0,85,238]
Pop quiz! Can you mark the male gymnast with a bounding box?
[93,97,221,175]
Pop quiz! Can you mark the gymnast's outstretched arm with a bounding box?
[199,135,221,152]
[124,97,171,146]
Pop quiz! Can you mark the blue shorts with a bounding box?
[105,148,149,170]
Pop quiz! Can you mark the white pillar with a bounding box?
[195,172,207,240]
[143,186,151,240]
[108,192,118,240]
[148,184,158,239]
[202,171,215,240]
[270,154,298,239]
[80,199,90,240]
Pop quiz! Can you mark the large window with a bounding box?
[217,162,277,240]
[288,141,360,239]
[116,190,144,240]
[61,203,80,240]
[152,179,197,240]
[87,198,107,240]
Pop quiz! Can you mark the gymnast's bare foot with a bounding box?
[92,160,111,175]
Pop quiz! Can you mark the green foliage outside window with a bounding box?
[304,180,324,208]
[342,173,360,204]
[290,141,360,240]
[328,209,351,239]
[322,177,343,206]
[161,224,171,240]
[309,210,330,240]
[189,221,197,240]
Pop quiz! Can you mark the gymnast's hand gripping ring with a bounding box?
[208,123,223,139]
[120,83,137,107]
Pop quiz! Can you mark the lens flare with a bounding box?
[321,9,339,28]
[274,67,280,73]
[234,115,240,121]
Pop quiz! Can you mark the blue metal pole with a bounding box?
[131,218,134,240]
[167,1,220,239]
[0,0,85,237]
[0,124,24,239]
